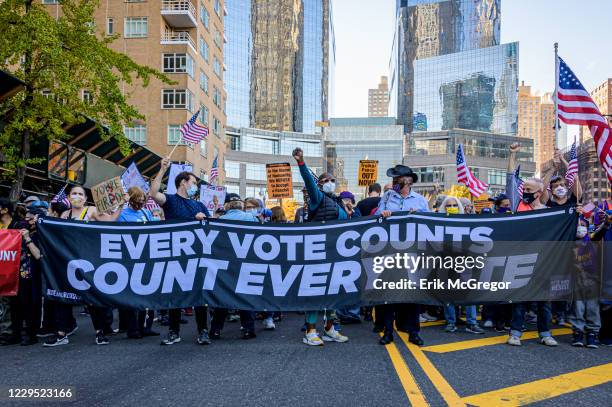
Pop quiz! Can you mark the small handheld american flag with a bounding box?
[456,144,488,197]
[144,196,160,212]
[565,140,578,188]
[209,155,219,185]
[180,111,209,145]
[51,184,71,207]
[514,165,524,198]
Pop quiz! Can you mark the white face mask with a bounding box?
[554,186,568,197]
[576,226,588,239]
[322,182,336,194]
[246,209,258,216]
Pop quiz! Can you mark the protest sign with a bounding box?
[167,163,193,195]
[200,185,227,212]
[39,208,579,310]
[473,194,493,213]
[266,163,293,199]
[358,160,378,187]
[91,176,127,213]
[0,230,21,296]
[121,162,149,193]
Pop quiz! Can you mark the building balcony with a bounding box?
[161,30,196,53]
[161,0,197,28]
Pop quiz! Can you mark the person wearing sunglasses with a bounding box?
[292,147,349,346]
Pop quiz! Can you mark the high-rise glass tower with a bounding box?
[389,0,517,135]
[224,0,334,134]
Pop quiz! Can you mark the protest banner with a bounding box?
[358,160,378,187]
[200,185,227,212]
[266,163,293,199]
[167,163,193,195]
[473,193,493,213]
[38,208,579,310]
[91,176,127,213]
[121,162,150,193]
[0,230,22,296]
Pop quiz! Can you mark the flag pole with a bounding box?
[554,42,560,149]
[167,132,184,160]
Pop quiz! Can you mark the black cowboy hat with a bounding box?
[386,165,418,183]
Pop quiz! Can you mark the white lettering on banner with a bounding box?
[101,234,122,259]
[417,224,444,251]
[161,258,199,293]
[304,234,326,260]
[200,258,229,290]
[469,227,494,253]
[361,226,387,253]
[67,259,94,290]
[123,234,148,260]
[269,264,302,296]
[501,254,539,289]
[337,230,360,257]
[279,235,303,261]
[172,231,196,257]
[228,232,254,259]
[389,223,416,250]
[236,263,267,295]
[131,263,165,295]
[0,250,18,261]
[327,261,361,294]
[298,263,331,296]
[193,229,219,255]
[94,262,129,294]
[253,235,281,261]
[150,233,171,258]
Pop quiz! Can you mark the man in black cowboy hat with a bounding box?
[375,164,429,347]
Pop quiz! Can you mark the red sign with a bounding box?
[0,230,21,296]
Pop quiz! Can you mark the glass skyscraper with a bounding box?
[224,0,334,134]
[389,0,512,133]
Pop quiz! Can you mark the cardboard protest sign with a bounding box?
[167,163,193,194]
[358,160,378,187]
[121,162,149,193]
[0,230,21,296]
[474,193,493,213]
[200,185,227,212]
[266,163,293,199]
[91,176,127,213]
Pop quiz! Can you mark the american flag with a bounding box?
[456,144,488,197]
[565,140,578,187]
[514,165,524,198]
[51,184,71,207]
[144,196,160,212]
[557,56,612,182]
[209,155,219,185]
[180,111,209,144]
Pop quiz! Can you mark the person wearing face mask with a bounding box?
[569,218,601,348]
[491,193,512,214]
[150,158,211,346]
[292,147,349,346]
[547,175,582,208]
[244,198,263,222]
[438,197,485,335]
[376,164,429,346]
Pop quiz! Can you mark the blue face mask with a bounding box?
[246,209,259,216]
[187,185,198,197]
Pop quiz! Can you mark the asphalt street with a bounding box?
[1,312,611,407]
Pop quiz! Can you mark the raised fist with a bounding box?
[509,142,520,154]
[292,148,304,164]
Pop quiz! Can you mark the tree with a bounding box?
[0,0,173,202]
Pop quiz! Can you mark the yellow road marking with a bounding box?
[396,331,465,407]
[421,320,446,327]
[421,328,572,353]
[380,334,430,406]
[462,363,612,406]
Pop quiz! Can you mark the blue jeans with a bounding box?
[510,302,552,338]
[444,305,477,325]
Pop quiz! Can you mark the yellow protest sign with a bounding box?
[266,163,293,199]
[473,193,493,213]
[358,160,378,187]
[91,176,127,213]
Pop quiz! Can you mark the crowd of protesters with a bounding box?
[1,143,611,350]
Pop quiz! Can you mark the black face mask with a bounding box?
[522,192,537,204]
[497,207,511,214]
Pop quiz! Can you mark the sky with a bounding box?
[332,0,612,122]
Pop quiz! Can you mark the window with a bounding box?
[212,116,221,136]
[224,161,240,178]
[186,54,194,79]
[213,56,221,78]
[213,28,222,48]
[226,183,240,195]
[488,169,505,185]
[124,17,148,38]
[124,125,147,146]
[163,53,192,74]
[228,134,240,151]
[167,125,186,145]
[162,89,194,110]
[214,0,221,16]
[200,3,209,29]
[199,37,209,62]
[200,105,209,126]
[106,18,114,35]
[200,170,209,183]
[42,0,58,4]
[212,86,221,108]
[200,138,207,157]
[199,70,209,94]
[82,90,93,104]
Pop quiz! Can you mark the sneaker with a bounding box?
[322,327,348,343]
[586,333,598,349]
[160,331,181,345]
[263,317,276,331]
[242,331,256,340]
[444,324,457,333]
[44,335,69,347]
[210,330,221,340]
[66,325,78,337]
[227,314,240,322]
[483,320,494,328]
[303,331,324,346]
[507,335,521,346]
[539,336,558,347]
[571,331,584,347]
[95,332,109,345]
[494,323,507,333]
[419,315,428,323]
[421,312,438,322]
[408,333,424,346]
[197,329,211,345]
[379,333,394,345]
[556,318,566,326]
[333,321,342,332]
[466,324,485,334]
[272,314,282,322]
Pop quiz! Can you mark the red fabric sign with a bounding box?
[0,229,21,296]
